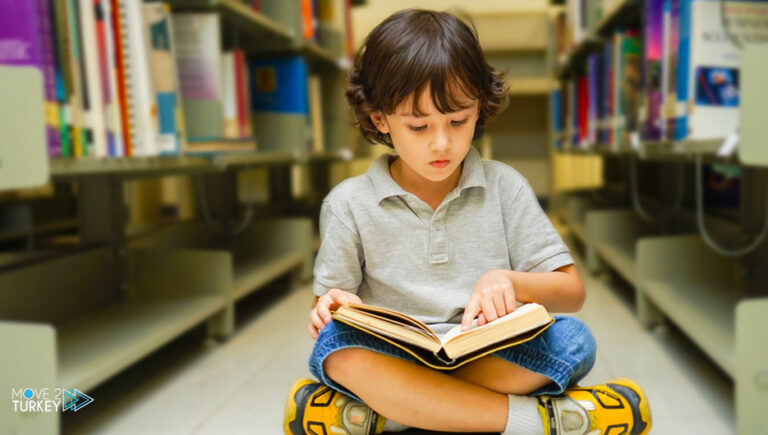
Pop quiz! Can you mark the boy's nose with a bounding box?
[430,128,451,152]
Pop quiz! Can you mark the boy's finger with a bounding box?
[310,309,324,330]
[461,300,480,330]
[307,322,318,339]
[480,297,499,323]
[478,312,486,326]
[491,294,506,318]
[503,287,516,313]
[316,303,332,324]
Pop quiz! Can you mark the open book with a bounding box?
[331,302,554,370]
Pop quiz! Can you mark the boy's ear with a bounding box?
[370,111,390,134]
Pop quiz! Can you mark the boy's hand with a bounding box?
[309,288,363,339]
[461,270,516,331]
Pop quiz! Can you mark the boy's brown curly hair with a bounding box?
[346,9,508,147]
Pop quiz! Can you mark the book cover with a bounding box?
[98,0,126,157]
[665,0,681,139]
[233,50,251,138]
[577,75,588,148]
[51,0,74,157]
[221,51,239,138]
[587,53,599,146]
[643,0,665,140]
[143,3,184,154]
[173,12,223,140]
[111,0,132,156]
[79,0,108,157]
[602,41,613,145]
[620,31,642,144]
[676,0,768,141]
[249,56,309,153]
[0,0,62,156]
[332,303,555,370]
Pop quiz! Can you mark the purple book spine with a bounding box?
[0,0,61,156]
[643,0,664,140]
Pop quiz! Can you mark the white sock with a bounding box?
[383,418,410,432]
[502,394,545,435]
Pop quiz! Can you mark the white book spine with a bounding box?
[101,0,125,157]
[125,0,157,156]
[79,0,107,157]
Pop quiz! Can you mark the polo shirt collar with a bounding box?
[366,146,487,203]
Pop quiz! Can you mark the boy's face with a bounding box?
[370,86,480,184]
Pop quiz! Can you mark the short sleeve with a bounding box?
[313,199,364,296]
[503,180,573,272]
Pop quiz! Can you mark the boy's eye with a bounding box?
[451,118,469,127]
[409,125,427,132]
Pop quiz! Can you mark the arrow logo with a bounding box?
[62,389,94,412]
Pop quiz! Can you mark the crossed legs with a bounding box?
[323,348,552,432]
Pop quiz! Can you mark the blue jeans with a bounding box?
[309,316,596,402]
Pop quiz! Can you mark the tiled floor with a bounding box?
[63,253,735,434]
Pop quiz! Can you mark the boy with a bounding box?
[285,9,651,435]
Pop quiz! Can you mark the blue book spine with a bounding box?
[674,0,692,140]
[249,56,308,115]
[601,43,612,144]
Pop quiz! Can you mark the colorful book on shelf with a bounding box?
[307,75,324,153]
[78,0,108,157]
[675,0,768,141]
[577,75,588,148]
[663,0,681,140]
[67,0,90,157]
[249,56,309,153]
[173,12,224,141]
[221,51,239,138]
[143,3,184,155]
[51,0,74,157]
[611,30,641,148]
[587,53,600,146]
[332,302,554,370]
[98,0,127,158]
[0,0,62,157]
[601,41,613,145]
[643,0,665,140]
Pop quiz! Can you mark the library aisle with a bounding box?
[61,251,734,435]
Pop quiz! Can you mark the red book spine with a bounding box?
[233,50,247,138]
[578,76,588,146]
[110,0,131,156]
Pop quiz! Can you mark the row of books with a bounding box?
[0,1,349,159]
[253,0,355,59]
[553,0,768,150]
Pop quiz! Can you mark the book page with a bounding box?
[439,303,543,346]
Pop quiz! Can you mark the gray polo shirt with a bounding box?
[313,147,573,335]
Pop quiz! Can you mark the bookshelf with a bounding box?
[550,1,768,431]
[0,1,361,433]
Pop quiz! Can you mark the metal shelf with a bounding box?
[556,37,604,80]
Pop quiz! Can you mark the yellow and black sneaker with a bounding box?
[537,378,651,435]
[284,378,386,435]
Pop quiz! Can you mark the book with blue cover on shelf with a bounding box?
[674,0,768,141]
[601,41,613,145]
[249,56,309,153]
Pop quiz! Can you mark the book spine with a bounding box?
[93,0,116,157]
[79,0,107,157]
[643,0,664,140]
[51,0,73,157]
[674,0,689,140]
[38,0,63,157]
[111,0,131,156]
[234,50,247,138]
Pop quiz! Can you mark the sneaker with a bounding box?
[284,378,386,435]
[537,378,651,435]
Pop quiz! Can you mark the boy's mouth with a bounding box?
[429,160,450,169]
